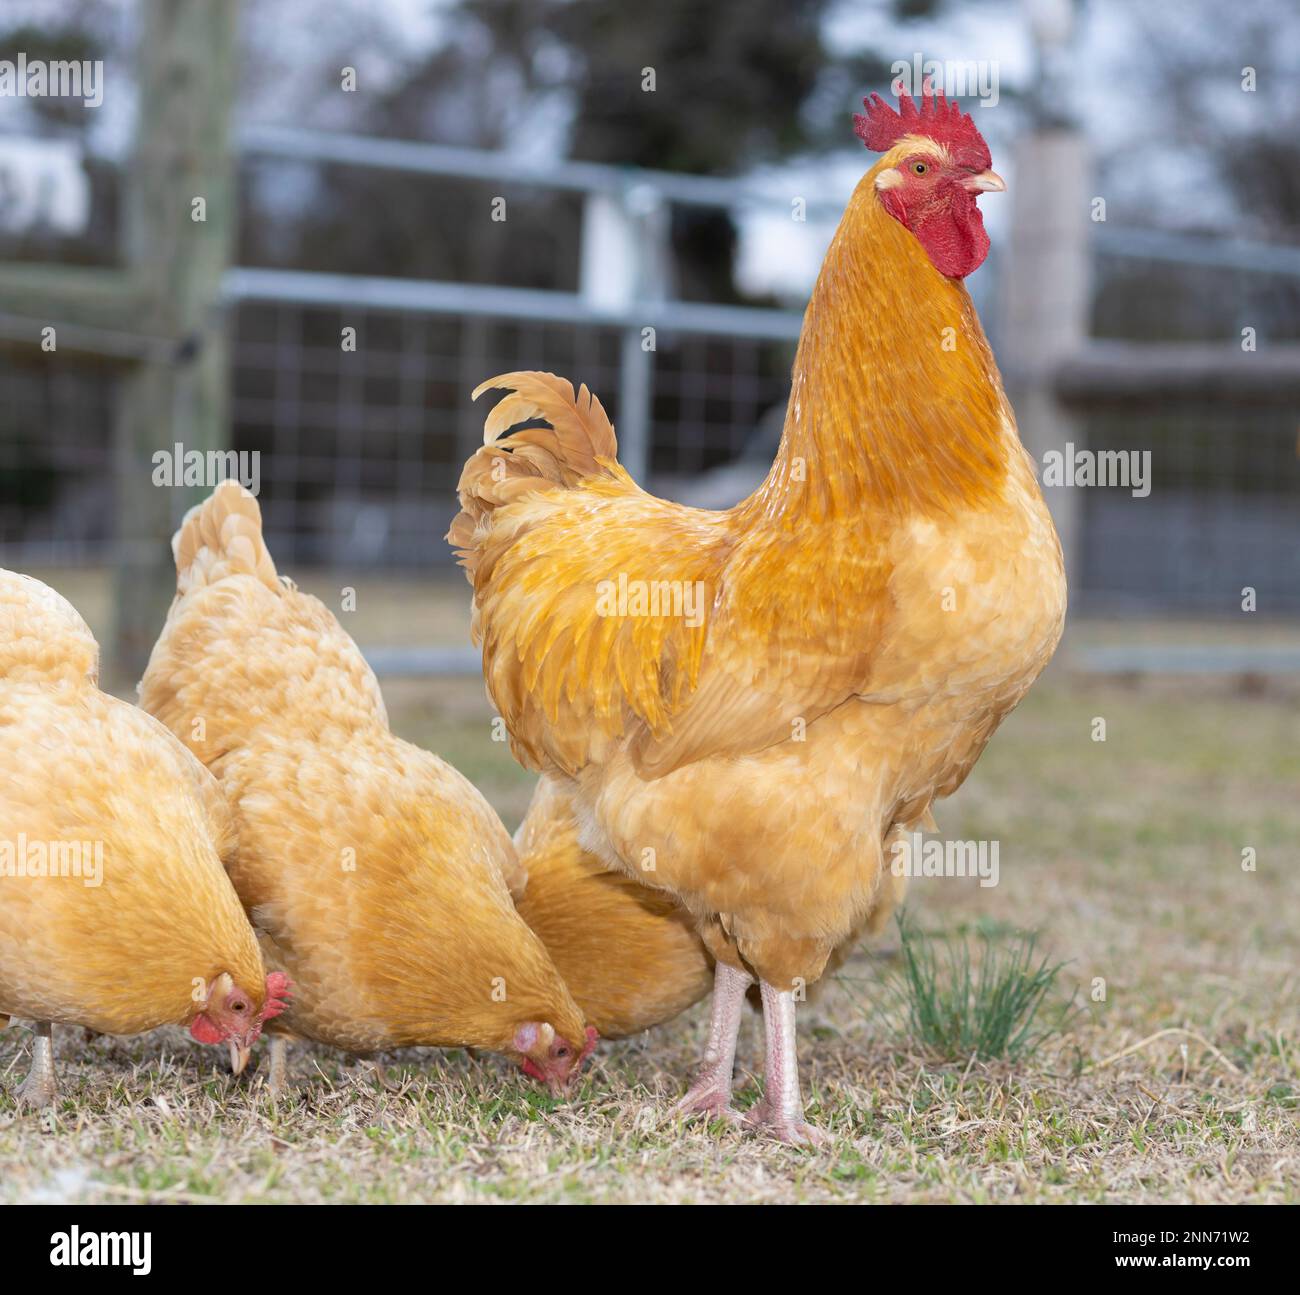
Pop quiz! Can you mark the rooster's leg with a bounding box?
[745,982,830,1147]
[16,1020,57,1109]
[669,961,751,1125]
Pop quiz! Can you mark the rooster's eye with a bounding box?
[555,1047,569,1058]
[911,162,928,176]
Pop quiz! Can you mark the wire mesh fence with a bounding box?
[3,172,1298,621]
[0,351,116,564]
[3,287,1297,618]
[225,302,797,569]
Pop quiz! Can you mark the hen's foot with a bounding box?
[352,1055,396,1092]
[16,1022,57,1109]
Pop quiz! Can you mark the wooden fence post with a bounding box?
[998,128,1092,592]
[111,0,238,679]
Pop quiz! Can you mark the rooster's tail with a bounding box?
[448,371,621,578]
[0,569,99,687]
[172,480,279,597]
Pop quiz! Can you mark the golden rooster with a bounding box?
[138,483,594,1095]
[450,87,1066,1144]
[0,569,287,1108]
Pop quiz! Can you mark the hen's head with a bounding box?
[190,971,292,1074]
[855,83,1004,279]
[512,1021,599,1097]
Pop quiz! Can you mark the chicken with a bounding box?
[514,775,909,1040]
[0,569,287,1108]
[449,87,1066,1144]
[138,482,594,1095]
[514,776,713,1038]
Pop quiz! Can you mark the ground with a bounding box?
[1,572,1297,1203]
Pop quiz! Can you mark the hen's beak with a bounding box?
[963,169,1006,193]
[229,1037,252,1075]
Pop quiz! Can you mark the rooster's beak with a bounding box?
[963,170,1006,193]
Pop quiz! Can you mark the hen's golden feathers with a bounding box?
[141,484,588,1057]
[513,777,713,1038]
[142,482,389,751]
[173,478,280,595]
[0,568,99,687]
[219,738,578,1053]
[0,575,264,1038]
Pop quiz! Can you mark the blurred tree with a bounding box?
[1091,0,1300,341]
[239,0,897,303]
[528,0,889,302]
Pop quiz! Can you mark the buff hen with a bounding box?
[0,569,286,1108]
[139,483,593,1095]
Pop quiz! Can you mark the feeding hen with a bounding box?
[0,569,286,1107]
[139,483,594,1095]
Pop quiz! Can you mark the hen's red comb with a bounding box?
[854,81,991,170]
[260,972,293,1021]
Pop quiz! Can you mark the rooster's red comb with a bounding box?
[854,81,991,170]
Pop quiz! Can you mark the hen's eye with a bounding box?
[555,1047,569,1058]
[911,162,928,176]
[231,1001,247,1013]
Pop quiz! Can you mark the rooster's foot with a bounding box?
[744,1101,832,1148]
[667,960,753,1129]
[669,1076,742,1127]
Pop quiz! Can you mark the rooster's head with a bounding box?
[854,82,1004,279]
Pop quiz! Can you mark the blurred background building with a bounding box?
[1,0,1298,678]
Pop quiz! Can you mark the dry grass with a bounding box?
[2,572,1297,1203]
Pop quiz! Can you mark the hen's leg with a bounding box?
[354,1054,396,1091]
[745,982,830,1147]
[670,961,751,1124]
[16,1020,57,1109]
[266,1035,288,1097]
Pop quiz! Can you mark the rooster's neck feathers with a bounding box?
[747,158,1013,524]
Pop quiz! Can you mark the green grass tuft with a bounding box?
[889,913,1074,1062]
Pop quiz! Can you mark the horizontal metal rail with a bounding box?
[1095,226,1300,278]
[239,124,848,217]
[241,126,1300,281]
[364,645,481,678]
[1055,340,1300,406]
[1072,644,1300,674]
[223,267,805,340]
